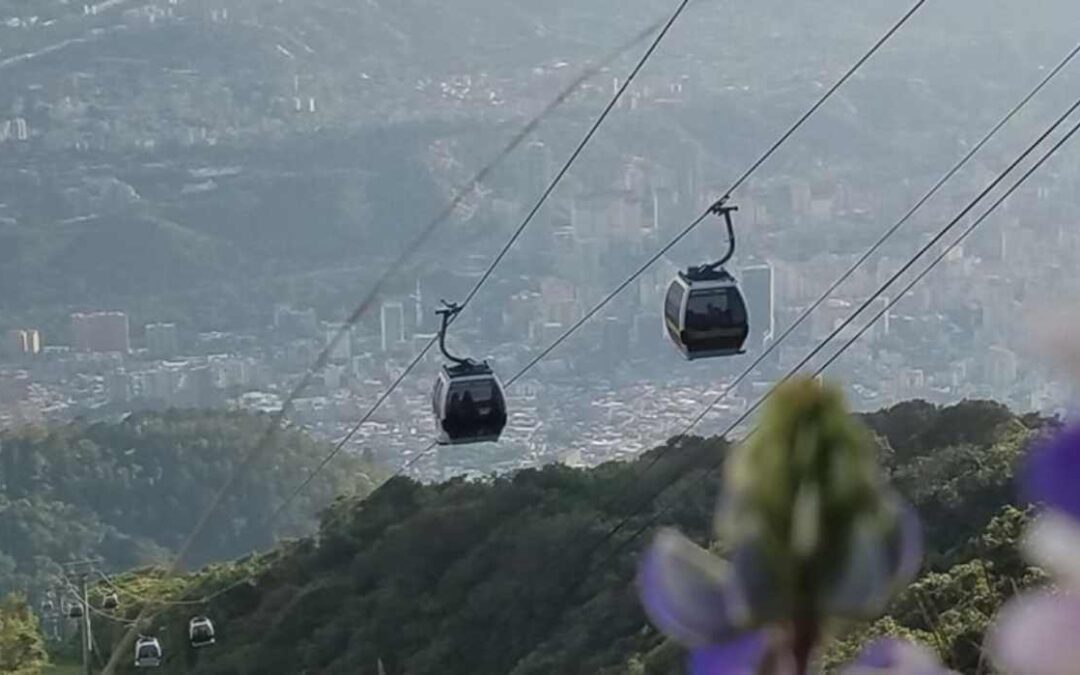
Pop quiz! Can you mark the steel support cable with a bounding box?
[92,569,204,609]
[281,0,940,639]
[180,5,679,573]
[675,40,1080,440]
[587,103,1080,575]
[265,0,699,524]
[289,0,937,516]
[585,91,1080,562]
[101,8,695,668]
[503,0,931,389]
[59,577,138,626]
[285,0,933,517]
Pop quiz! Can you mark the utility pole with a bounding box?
[79,572,92,675]
[60,558,101,675]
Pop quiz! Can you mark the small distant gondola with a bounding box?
[189,616,216,648]
[135,636,163,668]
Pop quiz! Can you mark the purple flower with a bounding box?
[688,632,773,675]
[637,529,748,647]
[842,638,954,675]
[988,591,1080,674]
[636,378,935,673]
[638,504,926,673]
[1022,510,1080,591]
[1024,423,1080,522]
[826,500,924,619]
[984,423,1080,671]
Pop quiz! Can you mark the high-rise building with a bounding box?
[409,279,424,330]
[71,312,130,353]
[380,302,406,352]
[741,264,774,350]
[325,324,352,364]
[145,323,179,358]
[5,329,41,358]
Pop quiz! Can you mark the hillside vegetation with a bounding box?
[0,410,382,598]
[73,399,1053,674]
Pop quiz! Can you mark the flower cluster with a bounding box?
[637,377,949,673]
[987,423,1080,673]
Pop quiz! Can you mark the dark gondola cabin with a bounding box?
[430,301,508,446]
[662,198,749,360]
[68,602,83,619]
[189,616,216,648]
[103,593,119,610]
[135,636,162,667]
[433,362,508,445]
[664,268,749,360]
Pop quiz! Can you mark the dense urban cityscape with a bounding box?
[2,0,1079,483]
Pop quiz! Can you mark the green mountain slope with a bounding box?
[0,410,384,598]
[80,399,1054,674]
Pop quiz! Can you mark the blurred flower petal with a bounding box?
[1030,305,1080,382]
[843,638,953,674]
[890,499,925,587]
[1023,511,1080,591]
[638,528,741,646]
[825,499,922,618]
[689,631,769,675]
[987,591,1080,675]
[1024,424,1080,522]
[825,513,891,617]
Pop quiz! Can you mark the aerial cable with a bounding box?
[266,0,699,522]
[503,0,931,387]
[273,0,932,520]
[59,577,138,626]
[686,92,1080,439]
[675,40,1080,440]
[100,8,692,668]
[587,92,1080,576]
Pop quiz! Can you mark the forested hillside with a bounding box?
[0,410,382,598]
[72,399,1054,674]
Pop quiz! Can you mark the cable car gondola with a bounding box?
[135,636,163,667]
[431,301,508,445]
[664,199,749,360]
[189,616,216,648]
[67,601,84,619]
[103,593,119,610]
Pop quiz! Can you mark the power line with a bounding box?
[587,93,1080,576]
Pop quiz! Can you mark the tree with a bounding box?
[0,593,48,674]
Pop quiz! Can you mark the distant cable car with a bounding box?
[188,616,216,648]
[431,301,508,445]
[103,593,119,610]
[664,199,749,359]
[68,601,84,619]
[42,599,55,615]
[135,636,163,667]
